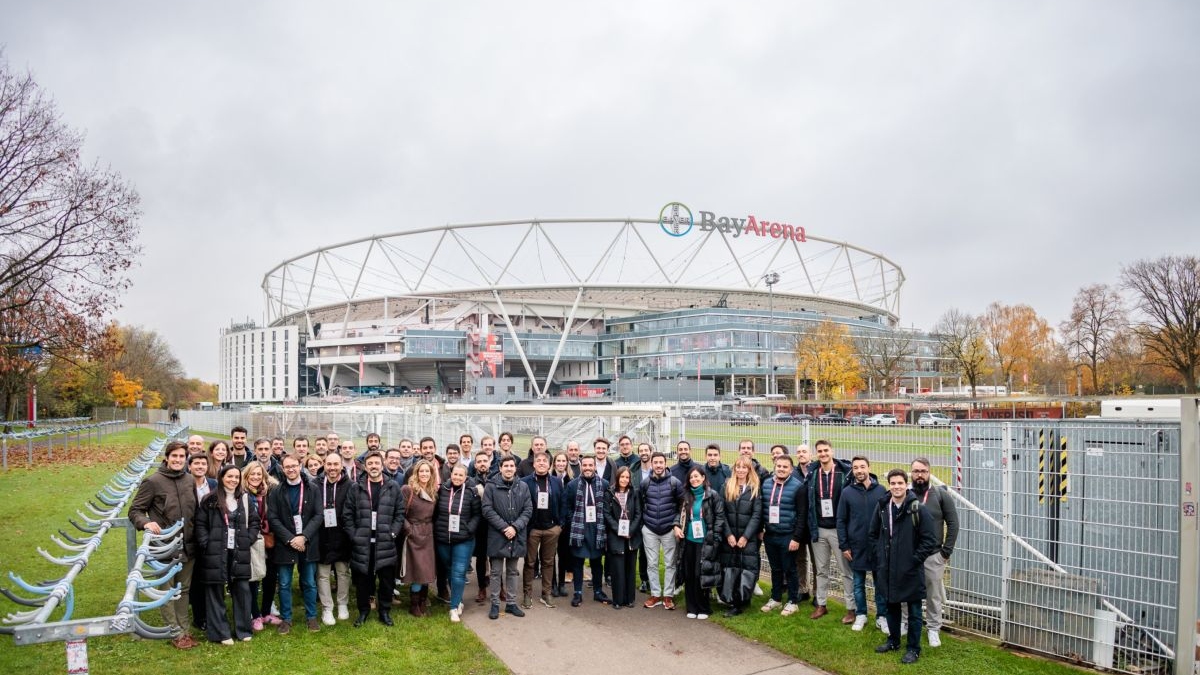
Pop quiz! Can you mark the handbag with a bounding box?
[246,494,267,582]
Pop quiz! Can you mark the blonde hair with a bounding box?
[725,457,761,501]
[241,461,278,496]
[406,459,438,501]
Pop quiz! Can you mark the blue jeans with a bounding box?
[277,560,318,621]
[852,569,886,616]
[763,536,799,603]
[436,540,475,609]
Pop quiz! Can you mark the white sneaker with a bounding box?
[337,604,349,621]
[686,613,698,619]
[928,630,941,647]
[901,622,908,636]
[321,608,335,626]
[852,614,868,631]
[761,599,782,613]
[449,608,461,623]
[753,585,764,597]
[696,613,709,620]
[877,616,890,635]
[780,602,799,616]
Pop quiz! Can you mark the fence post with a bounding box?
[1176,397,1199,675]
[999,421,1013,645]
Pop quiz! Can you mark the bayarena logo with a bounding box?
[659,201,806,242]
[659,202,693,237]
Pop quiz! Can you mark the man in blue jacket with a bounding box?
[521,452,564,609]
[640,452,685,610]
[837,455,888,632]
[759,455,809,617]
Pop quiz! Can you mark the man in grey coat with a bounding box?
[482,456,533,620]
[910,457,959,648]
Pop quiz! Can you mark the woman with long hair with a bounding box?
[434,463,482,622]
[551,452,574,597]
[207,440,232,479]
[674,466,727,620]
[401,459,439,617]
[241,461,280,631]
[720,457,763,616]
[194,464,260,644]
[604,466,642,609]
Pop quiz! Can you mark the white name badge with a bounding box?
[226,529,235,549]
[769,505,781,524]
[370,511,378,531]
[448,514,461,533]
[585,505,597,523]
[293,514,303,533]
[323,508,337,527]
[821,498,834,518]
[690,520,704,539]
[618,518,630,537]
[537,491,549,509]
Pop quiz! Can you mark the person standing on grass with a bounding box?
[837,455,889,632]
[720,457,762,617]
[910,457,959,648]
[128,440,199,650]
[268,453,323,634]
[793,443,815,603]
[674,466,726,620]
[343,450,406,627]
[632,441,654,594]
[436,464,482,623]
[482,455,533,620]
[614,435,640,472]
[206,440,232,479]
[738,439,771,485]
[195,464,259,645]
[551,451,576,597]
[807,439,853,620]
[759,454,808,618]
[640,451,685,611]
[187,453,215,633]
[604,466,642,609]
[521,452,564,610]
[230,426,249,466]
[316,453,353,626]
[870,468,938,664]
[186,435,206,455]
[242,461,280,631]
[669,440,696,484]
[400,460,439,617]
[702,443,731,495]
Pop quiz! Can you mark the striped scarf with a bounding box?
[569,475,607,550]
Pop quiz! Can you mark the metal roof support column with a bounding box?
[491,290,541,398]
[541,287,584,398]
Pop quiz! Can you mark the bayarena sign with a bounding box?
[658,201,806,242]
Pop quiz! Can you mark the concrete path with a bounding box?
[462,593,827,675]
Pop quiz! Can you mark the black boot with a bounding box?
[378,609,393,626]
[353,611,369,627]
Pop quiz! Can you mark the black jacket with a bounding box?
[268,478,323,564]
[869,492,939,604]
[675,487,727,589]
[341,478,406,574]
[721,484,762,571]
[604,488,643,553]
[481,474,533,558]
[316,474,353,564]
[434,480,483,545]
[194,491,260,583]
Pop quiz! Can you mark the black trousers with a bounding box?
[609,548,637,606]
[353,546,396,612]
[556,533,575,588]
[251,559,278,618]
[680,540,711,615]
[204,559,252,642]
[638,546,649,584]
[191,563,208,628]
[474,525,490,588]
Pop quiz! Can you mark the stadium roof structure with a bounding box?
[262,217,906,327]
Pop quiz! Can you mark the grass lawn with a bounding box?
[716,592,1092,675]
[0,431,507,675]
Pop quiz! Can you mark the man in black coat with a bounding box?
[869,468,938,665]
[341,450,406,627]
[482,456,533,620]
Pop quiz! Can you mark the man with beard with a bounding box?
[317,453,353,625]
[230,426,250,466]
[870,469,938,664]
[808,439,853,620]
[521,452,564,609]
[639,451,684,611]
[669,440,696,483]
[702,443,731,495]
[837,456,887,632]
[910,457,958,648]
[614,435,639,472]
[482,456,533,619]
[342,450,405,627]
[564,455,611,607]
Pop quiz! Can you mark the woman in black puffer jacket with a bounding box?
[434,464,482,622]
[674,466,727,620]
[719,457,763,616]
[195,464,261,644]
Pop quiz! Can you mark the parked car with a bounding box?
[770,413,797,424]
[864,413,898,425]
[849,414,869,426]
[918,412,953,427]
[792,413,814,423]
[729,411,761,426]
[815,413,849,425]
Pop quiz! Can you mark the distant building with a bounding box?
[218,323,300,404]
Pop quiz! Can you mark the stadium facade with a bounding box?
[219,209,948,404]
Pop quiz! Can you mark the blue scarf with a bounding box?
[569,475,607,551]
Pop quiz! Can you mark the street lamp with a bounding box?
[763,271,780,396]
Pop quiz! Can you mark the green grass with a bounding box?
[0,434,507,675]
[716,593,1091,675]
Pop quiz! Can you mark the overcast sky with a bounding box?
[2,1,1197,382]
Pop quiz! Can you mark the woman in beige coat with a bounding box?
[401,460,438,616]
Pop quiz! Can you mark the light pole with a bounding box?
[763,271,780,396]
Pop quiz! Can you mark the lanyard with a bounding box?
[324,478,336,507]
[585,482,594,507]
[616,491,629,518]
[820,468,835,500]
[922,488,929,504]
[770,480,785,508]
[449,486,466,515]
[366,478,377,505]
[294,481,305,515]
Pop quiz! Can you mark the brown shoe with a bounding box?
[475,587,488,604]
[842,609,857,624]
[277,620,292,635]
[810,605,828,620]
[643,596,662,609]
[306,618,320,632]
[662,597,676,611]
[171,634,197,650]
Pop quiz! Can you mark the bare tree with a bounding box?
[1121,255,1200,393]
[855,330,914,396]
[932,308,989,398]
[1059,284,1127,393]
[0,55,142,334]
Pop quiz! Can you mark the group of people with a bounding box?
[129,427,958,665]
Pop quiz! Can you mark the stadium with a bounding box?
[220,205,940,404]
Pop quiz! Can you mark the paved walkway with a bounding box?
[462,591,828,675]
